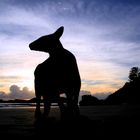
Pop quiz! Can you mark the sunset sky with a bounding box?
[0,0,140,100]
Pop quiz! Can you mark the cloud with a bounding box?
[0,85,110,101]
[0,0,140,95]
[82,79,107,86]
[0,85,34,100]
[0,76,20,80]
[0,76,23,90]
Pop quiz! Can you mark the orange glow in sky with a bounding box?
[0,0,140,100]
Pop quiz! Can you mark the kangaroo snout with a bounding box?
[29,42,34,50]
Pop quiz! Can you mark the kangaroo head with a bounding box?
[29,26,64,53]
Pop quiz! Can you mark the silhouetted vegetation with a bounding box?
[79,95,103,106]
[105,67,140,105]
[80,67,140,105]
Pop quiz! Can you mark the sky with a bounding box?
[0,0,140,100]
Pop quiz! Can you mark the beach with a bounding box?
[0,105,140,138]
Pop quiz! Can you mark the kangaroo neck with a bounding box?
[49,44,64,57]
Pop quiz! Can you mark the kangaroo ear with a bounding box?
[53,26,64,39]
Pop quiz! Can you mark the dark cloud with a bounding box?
[0,91,7,99]
[0,85,109,101]
[0,85,34,100]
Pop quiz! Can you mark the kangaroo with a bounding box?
[29,26,81,119]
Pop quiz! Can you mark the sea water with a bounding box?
[0,103,58,109]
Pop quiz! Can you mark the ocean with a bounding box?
[0,103,58,109]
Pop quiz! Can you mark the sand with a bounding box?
[0,105,140,138]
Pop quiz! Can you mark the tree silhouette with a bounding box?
[128,67,140,82]
[105,66,140,104]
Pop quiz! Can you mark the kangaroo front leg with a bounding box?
[34,79,42,119]
[72,92,80,118]
[67,91,80,119]
[35,95,41,119]
[57,96,67,120]
[43,96,51,118]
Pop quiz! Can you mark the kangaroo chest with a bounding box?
[35,56,71,80]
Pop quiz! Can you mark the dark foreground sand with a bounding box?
[0,105,140,138]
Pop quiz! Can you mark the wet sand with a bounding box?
[0,105,140,138]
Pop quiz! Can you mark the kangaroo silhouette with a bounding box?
[29,26,81,119]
